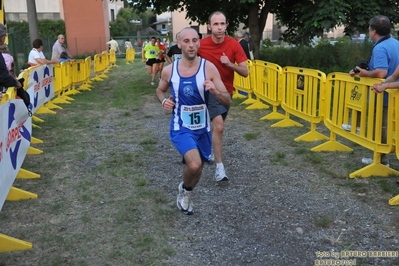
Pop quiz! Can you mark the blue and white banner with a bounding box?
[0,64,54,210]
[28,65,54,113]
[0,100,32,210]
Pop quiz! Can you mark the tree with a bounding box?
[112,0,399,59]
[110,7,156,36]
[26,0,39,45]
[272,0,399,45]
[124,0,265,57]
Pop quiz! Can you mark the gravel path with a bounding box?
[140,95,399,266]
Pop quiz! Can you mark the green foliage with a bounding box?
[7,21,30,40]
[38,19,66,38]
[125,0,399,60]
[7,20,66,62]
[129,0,248,34]
[110,17,129,36]
[261,39,274,48]
[259,40,374,74]
[110,7,156,36]
[272,0,399,45]
[8,19,65,40]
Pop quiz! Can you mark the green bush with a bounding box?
[7,19,65,40]
[259,38,374,74]
[7,19,66,55]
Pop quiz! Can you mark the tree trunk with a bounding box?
[247,4,260,59]
[26,0,39,45]
[247,0,272,59]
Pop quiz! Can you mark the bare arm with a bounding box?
[220,53,248,77]
[229,61,249,77]
[372,80,399,93]
[35,57,57,65]
[355,68,387,78]
[156,65,174,111]
[165,55,172,64]
[205,63,232,106]
[372,65,399,93]
[383,65,399,83]
[142,47,146,61]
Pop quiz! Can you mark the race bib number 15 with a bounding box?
[181,104,206,130]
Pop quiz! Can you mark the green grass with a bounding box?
[270,151,288,165]
[243,132,260,140]
[315,216,333,228]
[338,180,369,194]
[374,178,399,195]
[0,58,178,265]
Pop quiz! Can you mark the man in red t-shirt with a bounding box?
[198,11,248,182]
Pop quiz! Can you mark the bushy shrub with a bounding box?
[261,38,274,48]
[259,38,374,74]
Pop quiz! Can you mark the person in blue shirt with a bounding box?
[348,15,399,166]
[58,52,70,63]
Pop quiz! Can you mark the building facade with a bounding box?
[4,0,122,23]
[5,0,63,21]
[3,0,124,56]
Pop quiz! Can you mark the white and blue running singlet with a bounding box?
[169,57,210,133]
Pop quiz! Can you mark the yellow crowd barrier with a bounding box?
[311,73,399,178]
[233,60,253,100]
[249,60,285,120]
[52,63,71,105]
[103,51,111,74]
[395,90,399,162]
[125,48,135,64]
[70,59,90,91]
[271,66,329,142]
[109,49,118,67]
[92,53,107,81]
[233,61,399,179]
[60,61,78,98]
[389,90,399,205]
[82,56,94,90]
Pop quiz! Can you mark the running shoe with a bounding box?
[176,182,193,215]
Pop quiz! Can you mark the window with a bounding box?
[111,9,115,21]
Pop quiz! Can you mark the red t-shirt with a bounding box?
[158,43,166,60]
[198,36,247,94]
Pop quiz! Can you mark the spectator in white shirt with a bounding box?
[28,39,57,67]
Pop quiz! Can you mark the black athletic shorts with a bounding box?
[146,58,158,66]
[208,93,231,120]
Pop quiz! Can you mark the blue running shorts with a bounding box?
[170,130,212,163]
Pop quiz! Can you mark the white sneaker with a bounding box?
[361,157,373,165]
[176,182,193,215]
[215,167,229,182]
[342,124,352,131]
[208,151,214,164]
[361,157,390,167]
[151,81,155,86]
[342,124,360,134]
